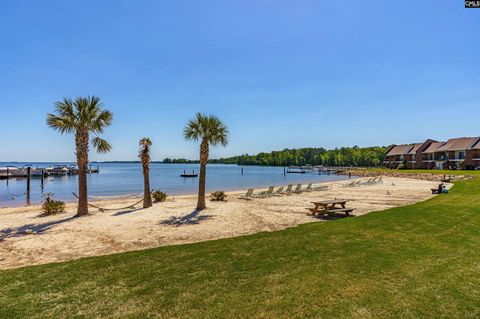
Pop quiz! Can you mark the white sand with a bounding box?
[0,177,442,269]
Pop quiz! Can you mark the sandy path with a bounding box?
[0,177,442,269]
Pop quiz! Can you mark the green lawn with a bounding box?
[1,170,479,318]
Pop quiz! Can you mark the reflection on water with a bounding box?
[0,162,349,207]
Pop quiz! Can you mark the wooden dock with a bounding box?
[0,165,99,179]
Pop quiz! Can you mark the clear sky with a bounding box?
[0,0,479,162]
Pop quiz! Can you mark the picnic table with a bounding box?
[306,199,355,217]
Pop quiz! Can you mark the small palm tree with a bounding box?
[47,96,112,217]
[139,137,153,208]
[184,113,228,210]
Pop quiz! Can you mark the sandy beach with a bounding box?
[0,177,443,269]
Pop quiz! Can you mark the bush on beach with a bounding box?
[210,191,227,201]
[40,192,66,216]
[152,190,168,202]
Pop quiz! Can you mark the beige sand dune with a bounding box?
[0,177,442,269]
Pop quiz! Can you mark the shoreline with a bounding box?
[0,176,443,269]
[0,174,353,209]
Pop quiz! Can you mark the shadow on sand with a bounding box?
[0,216,76,241]
[111,208,143,217]
[159,210,211,226]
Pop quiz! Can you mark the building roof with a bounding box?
[385,144,414,156]
[473,139,480,150]
[422,142,446,153]
[435,137,480,152]
[407,143,425,155]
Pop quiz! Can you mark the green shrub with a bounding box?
[210,191,228,201]
[152,190,168,202]
[40,192,66,216]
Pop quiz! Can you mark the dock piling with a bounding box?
[26,167,31,205]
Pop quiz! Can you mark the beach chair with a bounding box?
[353,180,363,186]
[342,181,356,188]
[303,183,313,192]
[253,186,275,198]
[272,186,284,196]
[345,180,362,187]
[377,177,383,183]
[293,184,303,194]
[313,184,328,191]
[363,178,374,184]
[239,188,254,200]
[281,184,294,195]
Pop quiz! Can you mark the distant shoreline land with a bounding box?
[91,145,388,167]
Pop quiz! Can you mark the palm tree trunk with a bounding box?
[75,130,89,217]
[143,163,152,208]
[196,139,209,210]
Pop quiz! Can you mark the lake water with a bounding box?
[0,162,349,207]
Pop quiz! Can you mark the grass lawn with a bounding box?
[1,170,479,318]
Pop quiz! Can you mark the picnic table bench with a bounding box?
[306,199,355,217]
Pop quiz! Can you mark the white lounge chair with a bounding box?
[239,188,254,200]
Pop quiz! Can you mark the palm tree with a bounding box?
[47,96,113,217]
[139,137,153,208]
[184,113,228,210]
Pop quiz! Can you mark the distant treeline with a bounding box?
[162,146,388,167]
[162,158,200,164]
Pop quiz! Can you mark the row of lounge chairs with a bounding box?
[342,177,383,188]
[239,183,328,200]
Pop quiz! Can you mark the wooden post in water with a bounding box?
[6,167,9,185]
[26,167,31,206]
[41,169,45,189]
[241,167,244,175]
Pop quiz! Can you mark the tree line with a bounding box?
[164,146,388,167]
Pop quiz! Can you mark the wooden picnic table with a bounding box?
[311,199,349,210]
[307,199,354,217]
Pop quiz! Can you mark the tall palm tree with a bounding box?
[47,96,113,217]
[184,113,228,210]
[139,137,153,208]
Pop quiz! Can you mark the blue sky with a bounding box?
[0,0,479,161]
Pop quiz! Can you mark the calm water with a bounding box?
[0,162,349,207]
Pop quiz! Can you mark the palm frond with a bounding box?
[91,136,112,153]
[206,115,229,146]
[138,137,152,162]
[54,98,76,119]
[183,113,229,146]
[90,110,113,133]
[184,112,209,141]
[46,114,76,134]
